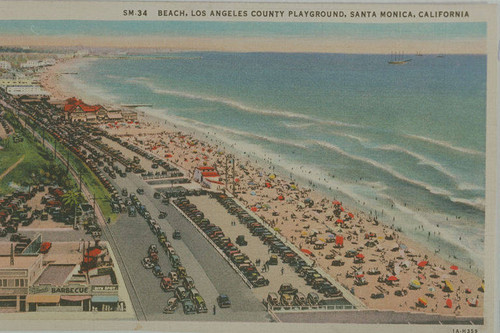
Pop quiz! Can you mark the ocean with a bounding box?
[60,52,486,274]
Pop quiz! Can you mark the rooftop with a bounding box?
[34,264,75,286]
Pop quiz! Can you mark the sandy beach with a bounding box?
[40,58,484,318]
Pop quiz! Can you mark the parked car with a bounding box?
[182,299,197,314]
[142,257,154,269]
[182,276,195,290]
[172,230,181,240]
[168,271,179,284]
[175,286,188,301]
[193,295,208,313]
[153,265,164,278]
[217,294,231,308]
[39,242,52,254]
[163,297,178,314]
[267,292,279,306]
[236,235,247,246]
[137,188,145,195]
[278,283,298,295]
[307,292,320,305]
[294,292,307,306]
[280,293,293,306]
[161,277,174,291]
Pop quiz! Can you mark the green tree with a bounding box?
[62,190,84,228]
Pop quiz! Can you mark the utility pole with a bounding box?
[232,158,235,195]
[79,168,82,193]
[54,140,57,160]
[225,153,229,190]
[66,149,70,175]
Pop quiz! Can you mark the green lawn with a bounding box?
[0,114,75,194]
[1,111,116,221]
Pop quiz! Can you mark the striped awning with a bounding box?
[60,295,91,302]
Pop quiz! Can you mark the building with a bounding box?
[193,166,223,190]
[0,77,40,89]
[20,59,56,69]
[0,241,124,313]
[63,97,105,123]
[6,85,50,99]
[0,61,11,70]
[0,252,44,312]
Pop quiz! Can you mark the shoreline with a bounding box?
[40,57,484,317]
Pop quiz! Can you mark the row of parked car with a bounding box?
[213,193,343,299]
[103,131,182,177]
[173,197,270,288]
[266,283,320,307]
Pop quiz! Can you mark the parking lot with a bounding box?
[188,196,319,302]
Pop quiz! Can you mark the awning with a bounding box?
[60,295,91,302]
[26,295,61,303]
[91,295,119,303]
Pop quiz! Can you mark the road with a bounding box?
[100,160,270,322]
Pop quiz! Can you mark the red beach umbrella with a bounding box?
[347,212,354,218]
[417,261,428,268]
[446,299,453,308]
[265,182,271,188]
[336,219,344,224]
[356,274,364,278]
[340,206,345,212]
[332,200,341,205]
[450,265,458,271]
[278,195,284,201]
[235,178,240,183]
[301,248,312,255]
[387,276,398,281]
[356,253,364,259]
[251,207,258,212]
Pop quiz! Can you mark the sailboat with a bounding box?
[388,52,412,65]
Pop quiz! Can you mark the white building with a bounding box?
[0,77,39,89]
[0,61,11,70]
[6,85,50,98]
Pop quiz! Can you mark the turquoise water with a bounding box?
[64,53,486,273]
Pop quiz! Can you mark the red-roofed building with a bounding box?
[193,166,223,189]
[63,97,107,123]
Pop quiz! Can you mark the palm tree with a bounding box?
[62,190,83,229]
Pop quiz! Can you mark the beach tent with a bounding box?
[410,280,421,289]
[417,261,428,268]
[467,298,479,307]
[443,280,454,292]
[446,299,453,308]
[335,235,344,247]
[301,248,312,255]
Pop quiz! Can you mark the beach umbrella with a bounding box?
[256,204,262,208]
[301,231,309,237]
[290,184,297,190]
[399,244,408,250]
[418,274,426,281]
[410,279,421,289]
[251,207,258,212]
[278,195,284,201]
[301,248,312,255]
[274,227,281,232]
[348,212,354,218]
[333,200,341,205]
[250,191,256,196]
[235,178,240,183]
[356,253,365,259]
[428,287,436,292]
[446,299,453,308]
[340,206,345,212]
[248,181,256,186]
[327,234,335,238]
[418,297,428,307]
[450,265,458,271]
[318,238,326,243]
[336,219,344,224]
[315,240,324,245]
[356,274,364,278]
[269,174,276,180]
[335,235,344,246]
[387,276,398,282]
[265,182,271,188]
[417,261,428,268]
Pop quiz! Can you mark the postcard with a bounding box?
[0,1,496,333]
